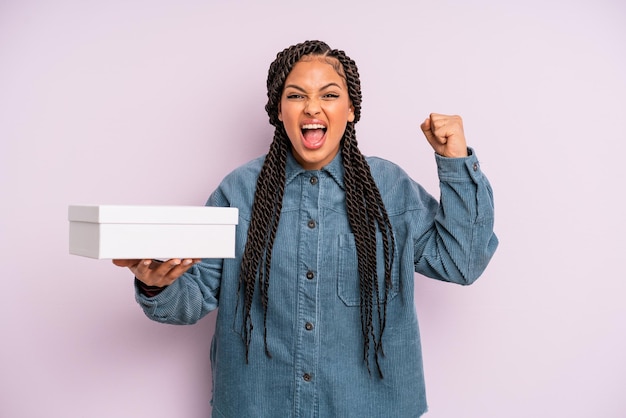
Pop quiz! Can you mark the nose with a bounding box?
[304,98,321,116]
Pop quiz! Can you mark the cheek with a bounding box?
[279,102,299,124]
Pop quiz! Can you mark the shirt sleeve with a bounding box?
[134,258,222,325]
[413,148,498,284]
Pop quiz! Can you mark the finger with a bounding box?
[148,259,166,270]
[161,259,197,282]
[421,116,445,152]
[429,115,450,142]
[432,114,463,137]
[420,117,436,142]
[131,259,154,277]
[149,258,180,274]
[129,258,200,286]
[112,259,141,268]
[424,114,450,140]
[144,259,195,286]
[131,259,173,286]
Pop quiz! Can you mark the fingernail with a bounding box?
[143,260,150,266]
[183,259,192,266]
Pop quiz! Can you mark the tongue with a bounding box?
[302,129,325,147]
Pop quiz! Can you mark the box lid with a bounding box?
[68,205,238,225]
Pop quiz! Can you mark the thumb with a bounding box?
[420,117,436,144]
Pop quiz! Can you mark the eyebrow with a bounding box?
[283,82,343,92]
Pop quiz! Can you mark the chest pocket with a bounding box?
[337,233,399,307]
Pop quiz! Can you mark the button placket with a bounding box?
[294,172,320,413]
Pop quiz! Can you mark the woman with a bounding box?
[115,40,498,417]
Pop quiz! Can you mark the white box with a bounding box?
[68,205,238,259]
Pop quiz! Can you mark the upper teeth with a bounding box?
[302,124,325,130]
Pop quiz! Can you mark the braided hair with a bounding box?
[238,40,395,378]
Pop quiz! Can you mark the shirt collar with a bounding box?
[285,150,346,190]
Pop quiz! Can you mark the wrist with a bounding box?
[135,278,167,297]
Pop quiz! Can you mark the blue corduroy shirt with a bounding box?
[136,148,498,418]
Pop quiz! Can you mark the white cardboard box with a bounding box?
[68,205,238,259]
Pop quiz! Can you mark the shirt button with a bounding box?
[305,322,314,331]
[307,219,316,229]
[473,162,479,171]
[306,271,315,280]
[310,176,318,185]
[303,373,312,382]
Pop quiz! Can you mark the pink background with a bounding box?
[1,1,625,417]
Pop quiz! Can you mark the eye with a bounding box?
[286,93,304,100]
[323,93,340,99]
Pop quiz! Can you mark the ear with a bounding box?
[348,105,355,123]
[278,102,283,122]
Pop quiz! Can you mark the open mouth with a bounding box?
[301,123,327,149]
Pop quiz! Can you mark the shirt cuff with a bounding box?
[435,147,483,183]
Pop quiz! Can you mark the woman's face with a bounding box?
[278,57,354,170]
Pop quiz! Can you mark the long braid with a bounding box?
[342,123,396,378]
[239,40,395,378]
[330,46,396,377]
[237,129,287,361]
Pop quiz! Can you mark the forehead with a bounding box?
[284,56,347,87]
[299,54,345,74]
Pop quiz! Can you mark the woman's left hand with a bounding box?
[420,113,469,158]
